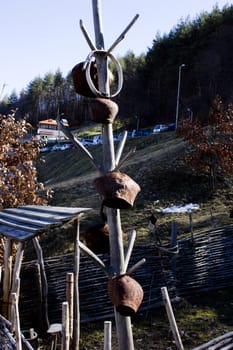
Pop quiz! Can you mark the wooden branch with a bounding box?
[79,241,109,276]
[115,131,128,167]
[79,19,96,51]
[126,258,146,275]
[56,117,103,174]
[123,230,136,273]
[107,14,139,53]
[115,147,136,170]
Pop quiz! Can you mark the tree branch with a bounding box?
[123,230,136,273]
[107,14,139,53]
[79,20,97,51]
[115,131,128,167]
[56,117,103,174]
[79,241,109,276]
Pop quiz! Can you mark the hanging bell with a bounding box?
[88,98,119,124]
[108,274,144,316]
[93,172,141,209]
[71,61,98,98]
[71,61,114,98]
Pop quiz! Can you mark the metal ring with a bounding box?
[85,50,123,98]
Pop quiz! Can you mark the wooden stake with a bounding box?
[66,272,74,339]
[12,291,22,350]
[171,221,178,280]
[161,287,184,350]
[104,321,112,350]
[33,237,49,330]
[10,242,24,325]
[62,301,70,350]
[2,238,12,318]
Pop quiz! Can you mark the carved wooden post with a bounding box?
[92,1,134,349]
[57,2,142,349]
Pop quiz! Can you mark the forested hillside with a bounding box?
[1,4,233,129]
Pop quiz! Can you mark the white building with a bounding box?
[36,118,68,141]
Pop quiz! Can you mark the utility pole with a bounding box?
[175,64,185,130]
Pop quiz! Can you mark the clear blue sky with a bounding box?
[1,0,230,97]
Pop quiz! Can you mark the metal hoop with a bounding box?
[85,50,123,98]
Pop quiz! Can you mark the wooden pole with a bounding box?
[104,321,112,350]
[33,237,49,330]
[161,287,184,350]
[12,291,22,350]
[2,238,12,318]
[73,218,80,350]
[10,242,24,325]
[92,1,135,349]
[171,221,178,281]
[189,211,194,242]
[11,242,24,294]
[62,301,70,350]
[66,272,74,340]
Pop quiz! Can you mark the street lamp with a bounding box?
[175,64,185,130]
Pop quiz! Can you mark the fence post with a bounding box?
[66,272,74,340]
[62,301,70,350]
[104,321,112,350]
[171,220,178,281]
[161,286,184,350]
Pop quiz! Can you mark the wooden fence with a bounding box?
[19,224,233,333]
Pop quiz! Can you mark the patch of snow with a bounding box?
[162,203,200,214]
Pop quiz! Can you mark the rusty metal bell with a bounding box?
[71,61,98,98]
[93,172,141,209]
[108,274,144,316]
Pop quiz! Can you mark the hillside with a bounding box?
[37,131,233,254]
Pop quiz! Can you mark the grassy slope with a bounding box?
[38,130,233,247]
[37,131,233,349]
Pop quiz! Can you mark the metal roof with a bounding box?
[0,205,91,241]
